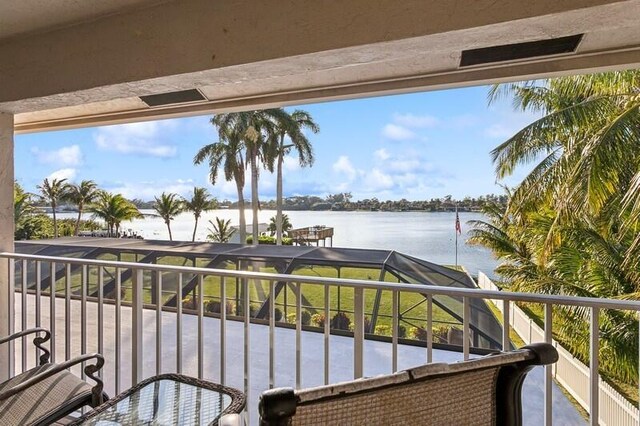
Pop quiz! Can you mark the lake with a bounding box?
[58,209,500,277]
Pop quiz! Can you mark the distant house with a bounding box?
[229,223,269,244]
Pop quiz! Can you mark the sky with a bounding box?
[15,85,540,202]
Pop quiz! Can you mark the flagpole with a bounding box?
[455,205,458,267]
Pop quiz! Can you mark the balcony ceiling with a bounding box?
[0,0,639,132]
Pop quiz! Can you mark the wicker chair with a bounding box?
[259,343,558,426]
[0,327,107,426]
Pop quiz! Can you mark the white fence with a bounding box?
[478,272,639,426]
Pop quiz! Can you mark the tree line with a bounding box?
[468,71,640,387]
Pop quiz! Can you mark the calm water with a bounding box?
[58,209,499,276]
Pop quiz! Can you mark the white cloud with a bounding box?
[364,169,394,192]
[393,113,438,128]
[93,121,178,157]
[31,145,83,167]
[105,178,195,200]
[283,155,301,172]
[332,156,357,181]
[374,149,390,161]
[48,168,77,182]
[382,124,416,141]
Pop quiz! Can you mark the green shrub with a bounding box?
[375,325,391,336]
[204,300,234,314]
[312,313,325,327]
[287,311,312,325]
[433,325,450,343]
[245,235,293,245]
[410,326,429,341]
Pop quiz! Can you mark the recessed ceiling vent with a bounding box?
[460,34,583,67]
[140,89,207,107]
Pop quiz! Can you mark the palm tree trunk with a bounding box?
[52,203,58,238]
[236,182,247,244]
[192,216,199,242]
[276,144,284,245]
[251,155,259,245]
[74,208,82,236]
[167,222,173,241]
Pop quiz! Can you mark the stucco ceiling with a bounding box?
[0,0,167,40]
[2,0,640,132]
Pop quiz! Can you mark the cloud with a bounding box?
[382,124,416,141]
[104,178,195,200]
[31,145,83,167]
[332,156,357,181]
[48,168,77,182]
[392,113,438,128]
[374,149,390,161]
[283,155,301,172]
[93,121,178,157]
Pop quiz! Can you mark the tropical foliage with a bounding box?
[206,217,235,243]
[267,214,292,237]
[64,180,99,236]
[153,192,184,241]
[183,187,217,242]
[36,178,67,238]
[469,71,640,385]
[89,191,143,237]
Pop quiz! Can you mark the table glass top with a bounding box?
[82,379,233,425]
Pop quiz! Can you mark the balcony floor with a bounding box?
[14,295,585,425]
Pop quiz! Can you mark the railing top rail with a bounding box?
[2,251,640,311]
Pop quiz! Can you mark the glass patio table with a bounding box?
[72,374,246,425]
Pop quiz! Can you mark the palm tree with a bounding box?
[194,125,247,243]
[14,182,34,226]
[64,180,99,236]
[267,214,292,237]
[88,191,142,236]
[270,109,318,244]
[153,192,183,241]
[206,217,236,243]
[37,178,68,238]
[183,187,217,242]
[212,109,288,244]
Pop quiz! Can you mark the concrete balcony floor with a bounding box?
[13,294,585,425]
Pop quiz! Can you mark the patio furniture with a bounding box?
[72,373,246,425]
[0,327,107,426]
[258,342,558,426]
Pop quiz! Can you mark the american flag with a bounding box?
[455,208,462,235]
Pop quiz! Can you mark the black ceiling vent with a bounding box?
[460,34,583,67]
[140,89,207,107]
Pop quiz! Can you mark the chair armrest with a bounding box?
[0,327,51,365]
[219,413,245,426]
[0,353,106,406]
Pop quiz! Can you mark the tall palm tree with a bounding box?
[153,192,183,241]
[88,191,142,236]
[37,178,68,238]
[206,217,235,243]
[183,187,217,242]
[194,125,247,243]
[212,110,286,244]
[270,109,318,244]
[64,180,99,236]
[267,213,292,237]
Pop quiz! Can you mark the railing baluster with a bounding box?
[353,287,364,379]
[21,259,27,372]
[49,262,56,363]
[392,290,398,373]
[426,294,433,363]
[197,275,204,379]
[502,299,510,351]
[219,276,225,384]
[65,263,71,362]
[156,271,162,375]
[324,284,330,385]
[243,277,250,423]
[544,303,553,426]
[7,259,15,378]
[81,265,87,379]
[132,268,143,385]
[269,280,275,389]
[97,266,104,376]
[463,296,470,361]
[176,273,183,375]
[115,267,121,394]
[296,282,302,388]
[589,306,599,426]
[35,261,41,366]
